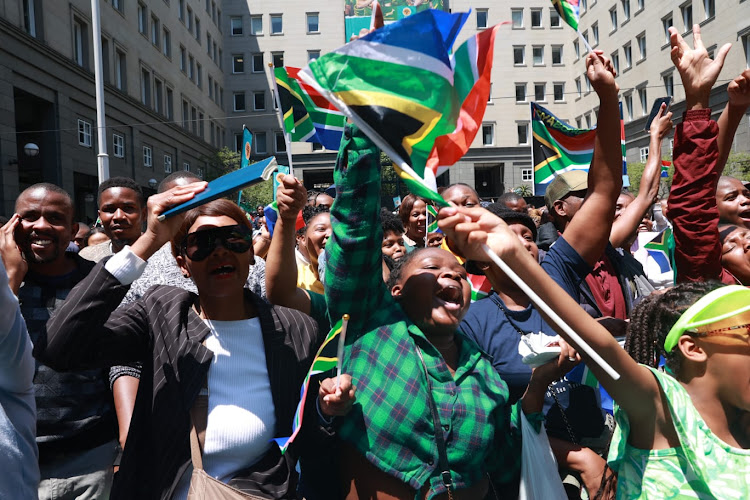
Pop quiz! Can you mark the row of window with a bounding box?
[480,123,529,148]
[177,46,223,107]
[77,118,204,176]
[513,45,564,67]
[176,0,221,34]
[477,7,562,30]
[579,0,645,17]
[515,82,566,103]
[231,12,318,36]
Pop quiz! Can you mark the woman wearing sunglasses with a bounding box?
[37,183,354,500]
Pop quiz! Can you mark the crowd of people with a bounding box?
[1,24,750,500]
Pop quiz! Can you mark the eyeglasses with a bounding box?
[181,224,253,262]
[688,323,750,343]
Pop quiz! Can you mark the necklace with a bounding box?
[495,296,539,337]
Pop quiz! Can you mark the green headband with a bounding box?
[664,285,750,353]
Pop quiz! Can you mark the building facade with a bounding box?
[0,0,225,220]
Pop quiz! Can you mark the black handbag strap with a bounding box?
[414,346,454,494]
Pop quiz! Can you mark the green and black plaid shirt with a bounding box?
[324,125,523,498]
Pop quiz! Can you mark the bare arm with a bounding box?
[717,69,750,172]
[265,175,313,314]
[609,106,673,249]
[112,376,139,450]
[562,51,623,266]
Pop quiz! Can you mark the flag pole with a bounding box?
[270,63,295,178]
[298,68,620,381]
[577,28,594,54]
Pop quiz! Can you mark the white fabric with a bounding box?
[202,318,276,482]
[630,232,674,289]
[104,246,147,285]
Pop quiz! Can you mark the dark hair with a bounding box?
[84,226,107,245]
[497,192,524,205]
[302,204,330,225]
[0,216,8,225]
[398,194,428,226]
[619,188,635,198]
[97,176,145,207]
[385,247,430,290]
[381,208,405,235]
[158,171,202,193]
[624,281,725,375]
[486,203,538,241]
[443,183,479,197]
[17,183,74,220]
[171,199,253,257]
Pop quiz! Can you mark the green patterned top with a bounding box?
[608,366,750,499]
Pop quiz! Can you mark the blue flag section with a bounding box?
[240,126,253,169]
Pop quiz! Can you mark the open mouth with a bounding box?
[210,264,236,276]
[30,235,54,249]
[740,210,750,224]
[435,285,463,311]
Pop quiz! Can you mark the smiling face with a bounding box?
[176,215,253,297]
[716,177,750,228]
[391,248,471,337]
[98,187,146,250]
[721,226,750,284]
[406,199,427,241]
[304,212,332,269]
[15,187,77,266]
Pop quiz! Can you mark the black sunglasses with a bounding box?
[181,224,253,261]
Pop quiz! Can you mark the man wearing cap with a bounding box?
[546,170,651,320]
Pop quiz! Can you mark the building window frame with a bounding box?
[143,145,153,168]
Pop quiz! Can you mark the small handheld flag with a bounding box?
[240,126,253,169]
[661,160,671,178]
[335,314,350,390]
[427,204,440,233]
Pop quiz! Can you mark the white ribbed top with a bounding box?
[201,317,276,482]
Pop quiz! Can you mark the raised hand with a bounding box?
[728,69,750,110]
[275,174,307,222]
[649,103,674,140]
[585,50,619,99]
[437,205,522,263]
[0,214,27,294]
[318,374,356,418]
[669,24,731,109]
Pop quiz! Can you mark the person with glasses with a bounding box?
[37,185,354,499]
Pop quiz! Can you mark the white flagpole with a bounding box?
[298,68,620,381]
[91,0,110,183]
[269,63,295,178]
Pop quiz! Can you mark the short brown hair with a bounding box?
[171,199,253,257]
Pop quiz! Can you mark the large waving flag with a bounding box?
[551,0,581,31]
[531,102,596,195]
[274,66,346,150]
[275,318,344,453]
[299,9,501,207]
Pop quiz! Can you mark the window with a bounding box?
[115,49,126,90]
[637,33,647,60]
[154,78,163,114]
[78,119,92,146]
[513,46,525,65]
[232,54,244,73]
[206,33,212,55]
[189,55,195,81]
[213,41,217,62]
[23,0,39,37]
[164,154,173,173]
[195,18,201,43]
[704,0,715,20]
[208,76,213,98]
[511,8,523,28]
[637,0,645,12]
[581,0,587,12]
[530,9,542,28]
[681,2,693,32]
[233,92,245,111]
[639,146,649,163]
[253,91,265,111]
[308,50,320,61]
[532,46,544,65]
[196,64,202,88]
[664,73,674,97]
[113,133,124,158]
[576,117,583,128]
[180,46,186,72]
[73,18,87,67]
[550,8,561,28]
[252,53,264,72]
[575,77,582,98]
[624,93,634,120]
[182,100,189,128]
[143,146,153,168]
[178,0,185,21]
[592,23,599,46]
[482,123,494,146]
[151,16,160,46]
[272,52,284,68]
[197,167,204,179]
[585,74,591,93]
[534,83,546,102]
[552,45,563,65]
[255,132,267,154]
[234,133,243,152]
[307,12,319,33]
[166,87,174,120]
[272,90,279,109]
[198,111,204,138]
[744,33,750,69]
[638,86,648,115]
[218,49,222,69]
[663,15,673,44]
[622,0,631,22]
[610,7,618,31]
[476,9,488,29]
[522,169,533,182]
[162,28,171,57]
[138,2,147,34]
[573,40,580,60]
[624,42,632,69]
[275,132,286,152]
[187,6,193,32]
[191,106,197,134]
[585,113,592,128]
[141,68,151,106]
[251,15,263,35]
[183,162,190,172]
[231,16,242,35]
[515,83,526,102]
[217,8,222,31]
[270,14,282,34]
[517,123,529,145]
[553,83,565,102]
